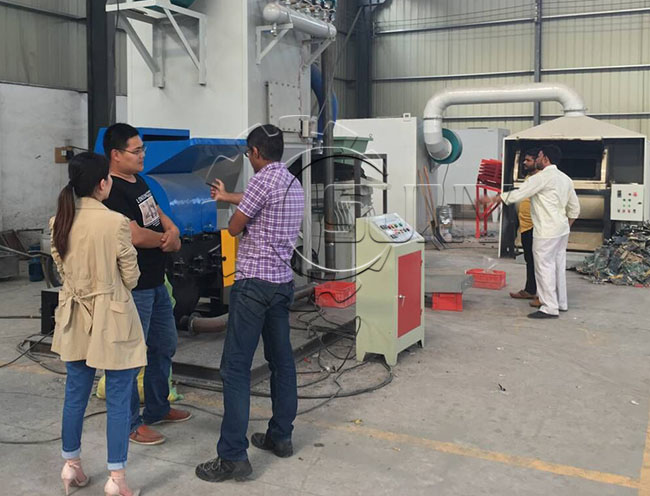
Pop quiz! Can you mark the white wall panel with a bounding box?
[0,83,128,231]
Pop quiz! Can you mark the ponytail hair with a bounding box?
[52,152,110,259]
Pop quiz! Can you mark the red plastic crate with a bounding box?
[315,281,356,308]
[466,269,506,290]
[432,292,463,312]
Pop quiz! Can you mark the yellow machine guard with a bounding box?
[221,230,238,288]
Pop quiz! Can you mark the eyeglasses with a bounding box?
[244,147,254,158]
[119,145,147,156]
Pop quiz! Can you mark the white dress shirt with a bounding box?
[501,165,581,239]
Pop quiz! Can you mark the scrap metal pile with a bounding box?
[576,223,650,286]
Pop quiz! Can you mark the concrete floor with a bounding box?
[1,243,649,496]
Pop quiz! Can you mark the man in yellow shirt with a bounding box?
[510,149,539,300]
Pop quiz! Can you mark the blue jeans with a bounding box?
[130,285,178,430]
[62,361,138,470]
[217,278,297,461]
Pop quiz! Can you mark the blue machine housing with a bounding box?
[95,127,246,235]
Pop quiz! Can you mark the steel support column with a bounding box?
[356,3,372,118]
[322,43,336,273]
[533,0,543,125]
[87,0,116,150]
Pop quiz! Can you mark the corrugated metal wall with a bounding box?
[371,0,650,136]
[0,0,127,94]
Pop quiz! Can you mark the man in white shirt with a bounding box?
[486,145,580,319]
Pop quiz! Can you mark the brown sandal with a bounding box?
[509,290,535,299]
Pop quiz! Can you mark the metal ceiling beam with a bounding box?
[543,6,650,21]
[375,17,533,35]
[373,64,650,83]
[438,112,650,122]
[374,6,650,36]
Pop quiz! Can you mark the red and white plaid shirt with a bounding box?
[235,162,304,283]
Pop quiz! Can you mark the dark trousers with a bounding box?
[217,278,296,461]
[521,228,537,295]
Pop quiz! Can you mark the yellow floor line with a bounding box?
[309,420,640,490]
[638,406,650,495]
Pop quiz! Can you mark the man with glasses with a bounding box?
[103,123,191,446]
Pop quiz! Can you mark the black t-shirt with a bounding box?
[103,174,166,290]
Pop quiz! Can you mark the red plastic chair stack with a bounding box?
[475,159,502,238]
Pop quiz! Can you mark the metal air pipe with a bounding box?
[188,284,317,335]
[263,2,337,39]
[423,83,587,161]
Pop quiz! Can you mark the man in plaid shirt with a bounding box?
[196,125,305,483]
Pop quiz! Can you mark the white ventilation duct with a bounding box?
[423,83,587,162]
[263,2,337,39]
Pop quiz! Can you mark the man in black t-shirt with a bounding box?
[103,124,191,446]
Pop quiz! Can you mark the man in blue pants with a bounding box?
[103,123,191,446]
[195,124,305,482]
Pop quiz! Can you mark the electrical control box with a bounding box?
[611,184,644,222]
[355,213,425,366]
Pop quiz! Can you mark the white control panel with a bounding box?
[611,184,644,222]
[371,213,421,243]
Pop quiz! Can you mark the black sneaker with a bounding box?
[251,432,293,458]
[195,457,252,483]
[527,311,559,319]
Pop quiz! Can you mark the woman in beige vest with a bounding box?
[51,152,146,496]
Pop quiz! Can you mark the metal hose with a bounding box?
[187,283,317,335]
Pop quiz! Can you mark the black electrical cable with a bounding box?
[441,163,450,206]
[171,322,390,420]
[13,336,67,375]
[174,315,392,402]
[176,359,391,422]
[292,308,358,339]
[322,342,355,361]
[0,316,40,320]
[297,370,331,389]
[1,294,390,437]
[0,331,53,369]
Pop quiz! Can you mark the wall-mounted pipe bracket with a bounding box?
[106,0,207,87]
[256,23,294,64]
